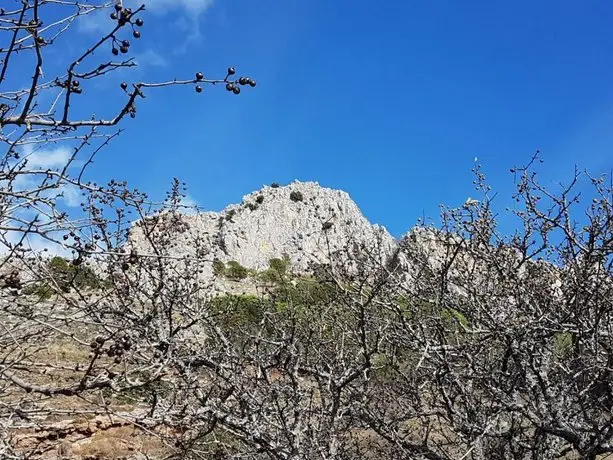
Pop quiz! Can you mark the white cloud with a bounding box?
[23,145,72,169]
[0,232,72,257]
[59,184,83,207]
[77,1,214,55]
[21,235,72,257]
[79,0,215,48]
[142,0,214,15]
[179,194,200,215]
[0,146,88,256]
[9,145,82,208]
[9,145,72,193]
[77,9,109,35]
[135,49,169,68]
[79,0,214,32]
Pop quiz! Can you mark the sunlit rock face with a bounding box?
[128,181,397,282]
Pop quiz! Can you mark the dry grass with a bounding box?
[12,421,171,460]
[41,340,93,363]
[69,425,169,460]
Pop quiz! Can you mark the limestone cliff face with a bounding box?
[128,181,397,281]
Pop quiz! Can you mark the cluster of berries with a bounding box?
[194,67,257,95]
[90,334,132,363]
[110,3,144,55]
[55,78,83,94]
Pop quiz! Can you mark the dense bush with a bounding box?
[290,190,304,202]
[212,259,226,276]
[24,257,104,298]
[225,260,249,280]
[210,294,267,333]
[268,255,290,275]
[259,255,291,284]
[48,256,103,290]
[22,282,54,300]
[225,209,237,221]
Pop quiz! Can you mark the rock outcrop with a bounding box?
[128,181,397,282]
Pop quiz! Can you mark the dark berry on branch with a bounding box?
[232,86,241,95]
[135,18,144,27]
[120,82,128,90]
[115,3,123,11]
[120,46,129,54]
[112,47,119,55]
[133,30,141,38]
[195,85,203,93]
[196,72,204,80]
[72,80,79,87]
[227,67,236,75]
[249,79,256,87]
[238,77,248,85]
[36,36,45,44]
[226,83,234,92]
[122,40,130,47]
[110,12,118,20]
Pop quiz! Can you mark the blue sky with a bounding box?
[50,0,613,236]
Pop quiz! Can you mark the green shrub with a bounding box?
[269,255,290,276]
[225,261,249,280]
[22,257,104,298]
[225,209,236,221]
[255,195,264,204]
[48,256,69,272]
[440,307,469,329]
[371,353,396,380]
[290,190,303,202]
[211,294,267,331]
[259,269,279,284]
[394,295,415,321]
[22,282,54,300]
[275,277,338,306]
[554,332,574,357]
[212,259,226,277]
[259,255,291,284]
[72,265,102,289]
[246,202,258,211]
[46,256,103,290]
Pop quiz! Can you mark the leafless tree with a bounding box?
[0,1,256,458]
[355,155,613,460]
[0,0,254,262]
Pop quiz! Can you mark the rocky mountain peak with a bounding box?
[129,181,396,281]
